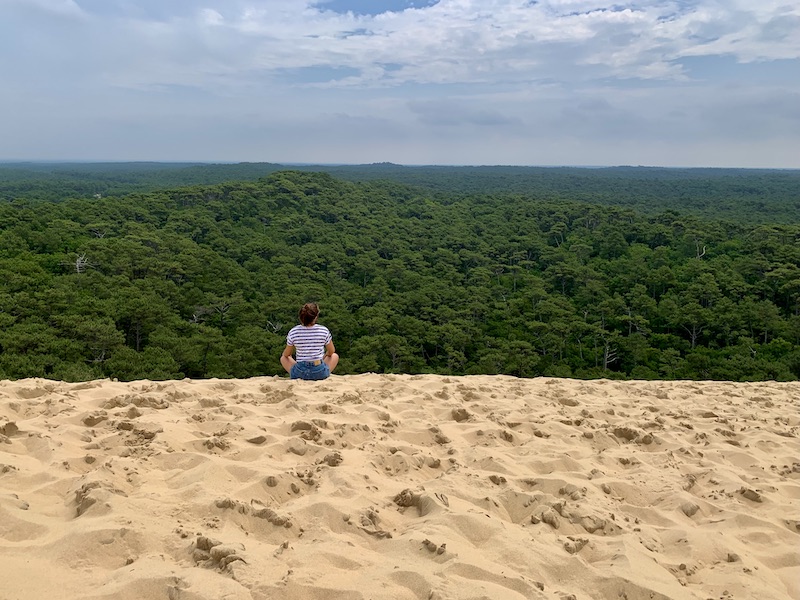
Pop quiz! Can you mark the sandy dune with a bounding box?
[0,374,798,600]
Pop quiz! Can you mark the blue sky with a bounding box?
[0,0,798,167]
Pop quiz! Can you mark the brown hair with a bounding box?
[299,302,320,326]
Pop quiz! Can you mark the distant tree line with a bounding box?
[3,162,799,224]
[0,169,798,381]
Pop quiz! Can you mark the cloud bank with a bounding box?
[1,0,798,166]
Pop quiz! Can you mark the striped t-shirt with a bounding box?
[287,324,332,362]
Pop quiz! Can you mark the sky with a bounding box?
[0,0,798,167]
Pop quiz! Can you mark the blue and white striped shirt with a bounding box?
[287,324,332,362]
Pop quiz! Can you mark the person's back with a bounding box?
[280,303,339,380]
[287,323,330,362]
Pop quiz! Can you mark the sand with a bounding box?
[0,374,798,600]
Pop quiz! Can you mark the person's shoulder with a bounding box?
[314,324,331,334]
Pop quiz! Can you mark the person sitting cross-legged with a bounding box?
[280,302,339,380]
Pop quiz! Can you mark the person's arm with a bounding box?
[280,343,296,374]
[323,339,339,372]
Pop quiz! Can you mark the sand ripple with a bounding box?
[1,375,798,599]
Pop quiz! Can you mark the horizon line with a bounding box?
[1,160,798,172]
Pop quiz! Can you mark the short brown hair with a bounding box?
[299,302,320,326]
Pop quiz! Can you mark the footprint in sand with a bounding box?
[393,488,449,517]
[192,535,246,570]
[214,497,293,528]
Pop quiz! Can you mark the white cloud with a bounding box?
[5,0,797,90]
[200,8,224,26]
[0,0,798,166]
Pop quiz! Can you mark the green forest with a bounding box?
[4,162,800,224]
[0,164,798,382]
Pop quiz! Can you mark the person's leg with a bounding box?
[324,353,339,372]
[281,355,296,374]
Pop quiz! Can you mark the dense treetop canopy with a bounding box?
[3,162,800,223]
[0,164,798,381]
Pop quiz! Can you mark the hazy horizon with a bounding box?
[2,160,799,172]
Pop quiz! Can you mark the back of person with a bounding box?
[288,323,331,362]
[280,303,339,380]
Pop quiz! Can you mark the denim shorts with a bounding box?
[290,360,330,381]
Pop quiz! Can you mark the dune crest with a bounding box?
[1,374,798,600]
